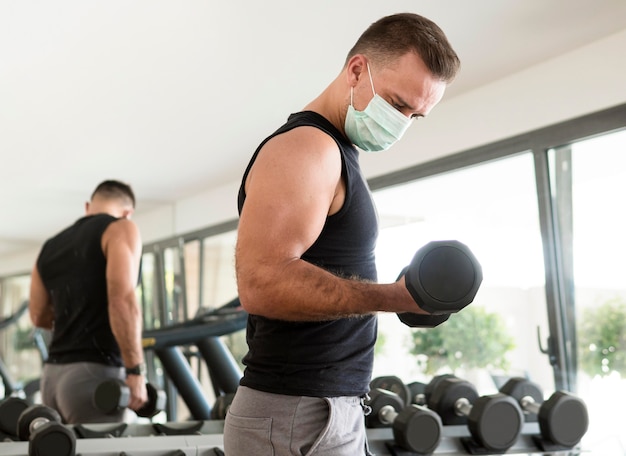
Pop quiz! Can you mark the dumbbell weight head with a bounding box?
[0,397,30,437]
[364,388,405,428]
[423,374,456,406]
[94,379,165,418]
[370,376,411,406]
[404,240,482,315]
[465,393,524,453]
[29,421,76,456]
[427,376,479,426]
[93,379,130,414]
[537,391,589,448]
[397,312,450,328]
[393,404,442,455]
[499,377,544,422]
[396,267,451,328]
[136,383,166,418]
[406,381,425,405]
[17,404,62,441]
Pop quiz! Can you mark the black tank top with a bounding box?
[37,214,123,366]
[237,111,379,397]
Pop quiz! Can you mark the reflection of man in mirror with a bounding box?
[29,180,147,424]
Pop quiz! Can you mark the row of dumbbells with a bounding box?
[365,374,589,455]
[0,379,166,455]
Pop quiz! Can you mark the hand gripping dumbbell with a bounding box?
[17,404,76,456]
[365,388,442,455]
[397,240,483,328]
[93,379,166,418]
[428,376,524,453]
[500,377,589,449]
[0,396,30,440]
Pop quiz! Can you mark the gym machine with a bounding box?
[0,301,41,402]
[141,296,247,420]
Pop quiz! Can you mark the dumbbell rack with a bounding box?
[367,421,586,455]
[0,420,586,456]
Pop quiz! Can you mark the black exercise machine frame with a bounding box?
[141,297,247,420]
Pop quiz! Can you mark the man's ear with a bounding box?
[122,209,134,220]
[345,54,368,87]
[84,201,90,214]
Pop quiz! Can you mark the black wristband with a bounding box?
[125,364,145,377]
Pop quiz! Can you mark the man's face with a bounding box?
[355,52,448,121]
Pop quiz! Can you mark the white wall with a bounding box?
[138,28,626,243]
[2,29,625,277]
[360,28,626,178]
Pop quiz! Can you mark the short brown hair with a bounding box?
[91,180,136,208]
[346,13,460,83]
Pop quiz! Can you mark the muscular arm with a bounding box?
[29,265,54,329]
[103,218,147,409]
[236,126,425,321]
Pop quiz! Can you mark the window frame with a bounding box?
[369,103,626,392]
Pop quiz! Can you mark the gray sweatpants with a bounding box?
[41,362,130,424]
[223,386,373,456]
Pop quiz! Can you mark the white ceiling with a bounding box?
[2,0,626,259]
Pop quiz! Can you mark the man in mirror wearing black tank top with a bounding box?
[29,180,148,424]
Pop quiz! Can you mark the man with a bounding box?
[29,180,148,424]
[224,12,460,456]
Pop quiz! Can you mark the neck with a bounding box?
[303,75,349,137]
[86,202,130,219]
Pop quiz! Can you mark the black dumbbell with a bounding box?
[376,375,454,408]
[500,377,589,448]
[370,376,411,406]
[398,241,483,327]
[0,396,30,439]
[365,388,442,455]
[428,376,524,453]
[17,404,76,456]
[410,374,458,406]
[396,266,451,328]
[406,381,425,405]
[93,379,166,418]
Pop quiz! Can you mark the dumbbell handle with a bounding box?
[30,417,49,433]
[454,397,473,417]
[519,396,541,414]
[379,405,398,426]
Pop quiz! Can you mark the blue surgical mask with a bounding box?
[344,63,413,152]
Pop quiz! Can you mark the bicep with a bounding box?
[29,265,52,325]
[104,221,142,300]
[237,129,342,268]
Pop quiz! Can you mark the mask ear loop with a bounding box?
[350,61,376,108]
[366,63,376,95]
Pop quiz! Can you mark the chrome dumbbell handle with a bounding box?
[379,405,398,426]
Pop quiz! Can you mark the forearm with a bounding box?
[29,265,55,329]
[237,258,421,321]
[31,310,54,329]
[109,294,144,367]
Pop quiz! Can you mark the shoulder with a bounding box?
[103,217,141,244]
[262,125,342,166]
